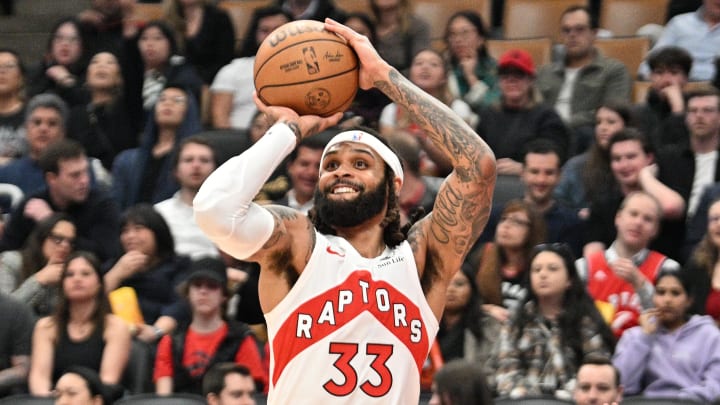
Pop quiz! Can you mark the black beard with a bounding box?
[313,178,387,228]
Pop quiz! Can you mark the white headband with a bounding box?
[320,130,404,184]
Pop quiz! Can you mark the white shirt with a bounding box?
[688,150,719,218]
[155,192,220,259]
[210,57,257,130]
[555,67,580,122]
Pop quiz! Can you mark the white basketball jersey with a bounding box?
[264,231,439,404]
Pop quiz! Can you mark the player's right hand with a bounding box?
[253,92,342,140]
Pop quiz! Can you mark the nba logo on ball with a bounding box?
[254,20,359,116]
[302,47,320,74]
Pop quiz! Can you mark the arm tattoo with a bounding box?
[377,69,495,260]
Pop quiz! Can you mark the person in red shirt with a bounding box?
[153,257,267,395]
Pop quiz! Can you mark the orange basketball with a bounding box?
[253,20,359,117]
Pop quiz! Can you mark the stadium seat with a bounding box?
[413,0,491,51]
[114,393,206,405]
[495,396,574,404]
[127,2,164,25]
[196,129,253,165]
[599,0,670,37]
[487,37,553,68]
[503,0,589,42]
[594,36,650,78]
[0,395,53,405]
[218,0,272,53]
[622,397,704,404]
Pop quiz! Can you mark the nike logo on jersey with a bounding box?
[326,245,345,257]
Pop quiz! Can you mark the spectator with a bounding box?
[369,0,430,74]
[343,12,391,130]
[77,0,138,57]
[154,135,219,259]
[121,20,203,129]
[273,0,345,22]
[67,51,139,171]
[0,94,111,195]
[573,356,624,405]
[684,197,720,320]
[479,140,585,257]
[0,293,33,397]
[633,46,693,150]
[53,366,110,405]
[656,86,720,261]
[613,268,720,402]
[584,129,685,257]
[387,131,442,225]
[154,257,266,395]
[667,0,704,21]
[161,0,235,85]
[0,48,27,164]
[26,18,88,108]
[0,214,76,317]
[577,191,681,337]
[210,6,292,130]
[476,49,570,175]
[639,0,720,81]
[112,85,202,209]
[555,102,632,215]
[444,10,500,110]
[428,359,494,405]
[494,243,615,399]
[203,363,257,405]
[466,199,546,322]
[536,5,631,155]
[0,139,121,262]
[273,131,333,215]
[0,94,67,196]
[28,251,131,396]
[103,204,191,343]
[437,263,499,378]
[380,49,475,176]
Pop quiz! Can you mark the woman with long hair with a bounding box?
[613,269,720,402]
[468,199,546,323]
[27,17,87,107]
[28,251,131,396]
[444,10,499,110]
[369,0,431,73]
[380,48,475,176]
[685,197,720,321]
[0,214,76,317]
[161,0,235,85]
[0,48,27,163]
[494,243,615,399]
[121,20,203,129]
[111,85,202,209]
[555,101,633,217]
[103,204,191,343]
[437,263,499,377]
[67,51,139,170]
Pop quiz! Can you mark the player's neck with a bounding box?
[336,221,386,258]
[191,314,224,333]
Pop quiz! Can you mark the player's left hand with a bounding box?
[253,92,342,140]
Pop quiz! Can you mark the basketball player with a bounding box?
[194,18,497,404]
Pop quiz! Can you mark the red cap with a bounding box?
[498,49,535,76]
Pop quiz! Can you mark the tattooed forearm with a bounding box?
[376,70,491,174]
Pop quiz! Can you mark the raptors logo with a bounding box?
[303,46,320,74]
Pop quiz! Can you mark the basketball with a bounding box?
[253,20,359,117]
